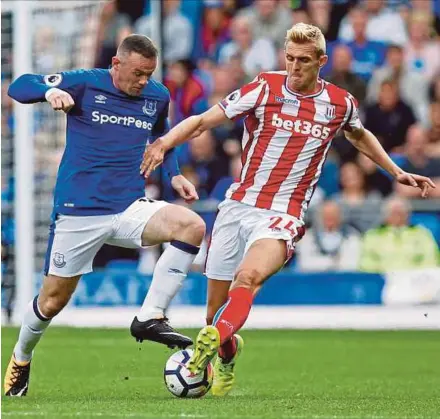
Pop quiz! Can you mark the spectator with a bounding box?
[208,65,237,106]
[209,153,243,202]
[357,153,393,197]
[135,0,194,63]
[165,59,209,126]
[237,0,292,49]
[297,200,361,272]
[293,0,357,42]
[342,7,387,82]
[367,45,429,126]
[94,0,132,68]
[165,59,210,166]
[394,124,440,198]
[359,196,439,272]
[184,130,230,198]
[400,0,440,37]
[364,80,416,152]
[405,11,440,82]
[193,0,231,62]
[338,0,408,46]
[307,0,331,37]
[427,101,440,157]
[218,15,277,81]
[326,44,366,104]
[333,162,383,233]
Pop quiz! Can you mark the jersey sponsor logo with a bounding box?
[53,252,66,268]
[275,96,300,106]
[94,94,107,104]
[44,73,63,87]
[142,100,157,117]
[272,113,330,140]
[92,111,153,130]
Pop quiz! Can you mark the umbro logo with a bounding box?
[168,268,183,275]
[95,94,107,104]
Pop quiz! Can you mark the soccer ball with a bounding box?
[164,349,213,398]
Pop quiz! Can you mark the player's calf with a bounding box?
[38,274,80,318]
[232,267,265,294]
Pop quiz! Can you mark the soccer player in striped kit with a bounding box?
[141,23,436,396]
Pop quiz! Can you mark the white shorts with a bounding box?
[205,199,305,281]
[44,198,169,277]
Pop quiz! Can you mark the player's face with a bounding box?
[112,52,157,96]
[284,41,327,94]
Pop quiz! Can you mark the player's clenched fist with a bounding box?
[45,87,75,112]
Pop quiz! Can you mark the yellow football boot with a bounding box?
[212,334,244,396]
[186,326,220,375]
[4,354,31,396]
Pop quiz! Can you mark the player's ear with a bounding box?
[111,56,120,69]
[318,54,328,69]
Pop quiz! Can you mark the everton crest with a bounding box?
[53,252,66,268]
[142,100,157,117]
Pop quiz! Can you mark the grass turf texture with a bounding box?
[1,327,439,418]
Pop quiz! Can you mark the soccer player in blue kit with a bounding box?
[4,35,205,396]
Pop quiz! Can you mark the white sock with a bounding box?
[137,240,199,321]
[14,296,51,362]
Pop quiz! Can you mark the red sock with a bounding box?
[218,337,237,362]
[213,287,253,345]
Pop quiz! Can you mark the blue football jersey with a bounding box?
[8,69,180,216]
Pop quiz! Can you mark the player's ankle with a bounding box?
[136,311,164,322]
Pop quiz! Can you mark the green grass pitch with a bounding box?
[2,327,440,418]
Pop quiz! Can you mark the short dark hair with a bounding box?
[117,34,158,59]
[387,44,403,54]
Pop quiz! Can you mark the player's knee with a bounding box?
[178,214,206,245]
[39,293,71,318]
[234,268,263,291]
[206,316,214,325]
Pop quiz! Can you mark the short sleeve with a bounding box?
[343,94,363,132]
[218,78,266,120]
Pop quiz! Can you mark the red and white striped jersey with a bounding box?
[218,71,363,222]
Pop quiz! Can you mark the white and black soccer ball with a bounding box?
[164,349,213,398]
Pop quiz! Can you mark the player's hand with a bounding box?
[140,138,165,178]
[395,172,436,198]
[171,175,199,203]
[46,88,75,113]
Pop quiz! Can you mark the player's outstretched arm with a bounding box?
[8,74,54,104]
[140,105,228,178]
[344,127,436,198]
[8,71,84,112]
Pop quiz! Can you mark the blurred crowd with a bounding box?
[2,0,440,277]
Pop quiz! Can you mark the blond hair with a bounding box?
[285,23,326,57]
